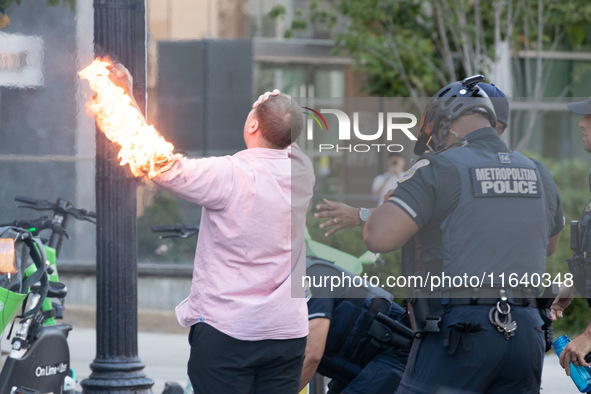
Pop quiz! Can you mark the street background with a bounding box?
[1,1,591,393]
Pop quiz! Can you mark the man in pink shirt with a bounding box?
[152,91,315,393]
[107,65,314,393]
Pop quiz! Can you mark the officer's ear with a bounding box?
[436,120,446,140]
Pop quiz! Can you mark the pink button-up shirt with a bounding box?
[153,144,315,340]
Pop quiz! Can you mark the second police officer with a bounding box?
[552,96,591,376]
[300,256,412,394]
[364,76,564,393]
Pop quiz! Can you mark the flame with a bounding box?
[79,57,180,178]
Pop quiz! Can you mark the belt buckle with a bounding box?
[424,315,441,332]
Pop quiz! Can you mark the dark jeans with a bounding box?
[188,322,306,394]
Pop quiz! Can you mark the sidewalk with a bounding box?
[69,327,191,393]
[542,350,583,393]
[67,327,578,394]
[0,307,191,393]
[62,306,191,391]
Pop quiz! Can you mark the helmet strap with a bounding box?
[434,118,452,152]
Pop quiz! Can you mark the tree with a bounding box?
[281,0,501,100]
[509,0,591,150]
[275,0,591,148]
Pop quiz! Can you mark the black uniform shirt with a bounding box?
[389,128,564,237]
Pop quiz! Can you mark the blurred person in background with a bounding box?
[372,152,406,207]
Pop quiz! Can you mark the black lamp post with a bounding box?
[81,0,153,392]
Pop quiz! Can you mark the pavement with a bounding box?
[0,306,584,393]
[541,351,584,393]
[68,327,192,393]
[0,307,192,393]
[65,307,193,393]
[68,328,582,394]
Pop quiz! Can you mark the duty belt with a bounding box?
[440,287,539,308]
[445,297,537,308]
[444,289,530,340]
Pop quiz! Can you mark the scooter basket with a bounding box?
[0,226,34,334]
[0,286,26,334]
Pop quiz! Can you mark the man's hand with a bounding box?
[107,62,134,96]
[253,89,280,109]
[559,326,591,376]
[314,198,365,237]
[551,285,576,320]
[106,62,143,114]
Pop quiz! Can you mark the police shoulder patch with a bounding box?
[398,159,430,183]
[498,152,511,164]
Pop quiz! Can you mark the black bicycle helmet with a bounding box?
[414,75,497,155]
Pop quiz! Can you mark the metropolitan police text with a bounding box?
[474,167,538,195]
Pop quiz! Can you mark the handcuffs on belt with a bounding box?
[488,290,517,340]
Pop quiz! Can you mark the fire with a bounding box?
[79,57,180,178]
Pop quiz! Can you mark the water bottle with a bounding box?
[553,335,591,393]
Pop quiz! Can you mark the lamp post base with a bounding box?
[81,357,154,393]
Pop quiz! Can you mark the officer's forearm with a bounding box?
[299,355,322,391]
[364,202,418,253]
[300,318,330,391]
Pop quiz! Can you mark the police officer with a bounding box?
[300,256,412,394]
[551,96,591,376]
[364,76,564,393]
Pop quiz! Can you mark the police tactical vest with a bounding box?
[432,144,550,285]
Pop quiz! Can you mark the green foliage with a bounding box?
[0,0,20,13]
[571,63,591,91]
[137,190,196,264]
[291,17,308,31]
[270,0,591,97]
[510,0,591,52]
[566,24,588,49]
[268,4,309,39]
[268,4,286,19]
[272,0,500,96]
[555,298,590,337]
[323,0,449,96]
